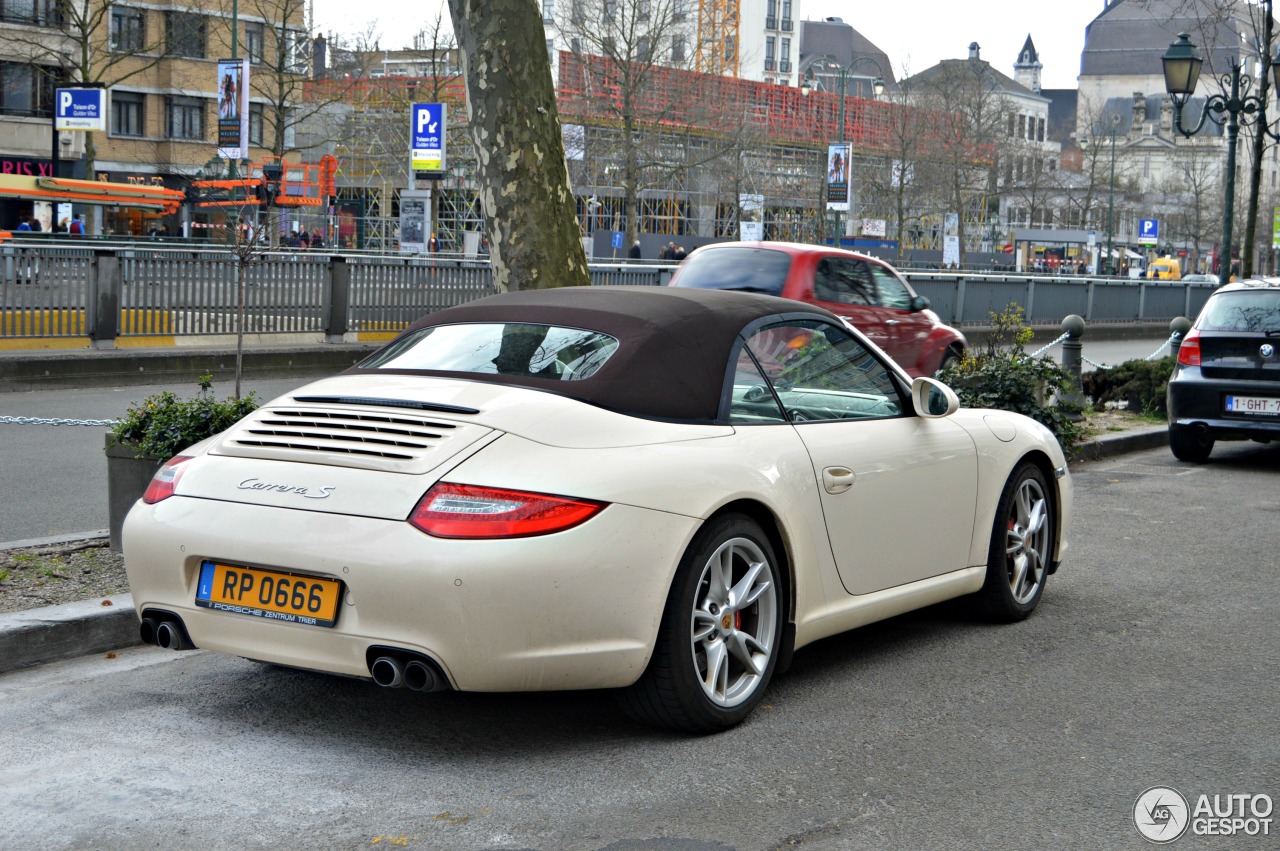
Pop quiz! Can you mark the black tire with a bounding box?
[935,346,963,376]
[618,514,783,733]
[1169,426,1214,463]
[975,462,1053,622]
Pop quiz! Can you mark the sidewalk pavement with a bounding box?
[0,425,1169,676]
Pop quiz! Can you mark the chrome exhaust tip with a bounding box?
[370,655,405,688]
[404,659,445,692]
[139,617,160,645]
[155,620,192,651]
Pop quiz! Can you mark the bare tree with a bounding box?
[555,0,752,248]
[447,0,588,290]
[1164,140,1224,273]
[910,56,1011,268]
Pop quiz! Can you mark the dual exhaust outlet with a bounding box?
[139,614,447,693]
[139,612,194,651]
[369,652,449,692]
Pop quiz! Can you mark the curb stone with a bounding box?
[0,428,1170,675]
[0,593,140,675]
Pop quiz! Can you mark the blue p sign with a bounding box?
[411,103,446,171]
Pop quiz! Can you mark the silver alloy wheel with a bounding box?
[1005,476,1050,604]
[689,536,778,708]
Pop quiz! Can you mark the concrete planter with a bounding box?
[104,434,163,552]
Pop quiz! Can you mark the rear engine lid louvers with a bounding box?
[211,401,495,474]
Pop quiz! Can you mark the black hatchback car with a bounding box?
[1167,279,1280,461]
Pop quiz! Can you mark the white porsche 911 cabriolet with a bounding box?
[123,286,1071,733]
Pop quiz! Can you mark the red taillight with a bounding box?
[409,482,607,539]
[1177,329,1202,366]
[142,456,193,503]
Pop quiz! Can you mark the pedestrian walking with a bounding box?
[673,244,686,261]
[68,214,85,237]
[16,218,31,232]
[310,229,324,249]
[628,239,641,260]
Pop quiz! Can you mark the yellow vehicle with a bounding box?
[1146,257,1182,280]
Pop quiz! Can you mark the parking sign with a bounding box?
[1138,218,1159,245]
[410,103,446,172]
[55,87,106,132]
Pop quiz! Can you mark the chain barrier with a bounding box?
[1079,332,1178,371]
[1027,332,1070,359]
[0,416,119,427]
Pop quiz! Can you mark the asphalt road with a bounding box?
[0,336,1173,544]
[0,441,1276,849]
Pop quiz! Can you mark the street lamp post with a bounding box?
[1162,31,1280,283]
[801,55,884,248]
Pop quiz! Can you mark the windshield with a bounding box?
[671,247,792,296]
[359,323,620,380]
[1198,291,1280,333]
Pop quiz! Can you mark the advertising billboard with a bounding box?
[825,144,850,212]
[216,58,250,159]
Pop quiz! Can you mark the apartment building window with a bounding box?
[165,12,206,58]
[638,0,649,20]
[1017,114,1025,139]
[249,102,263,146]
[1,0,60,27]
[570,37,582,53]
[542,0,554,22]
[780,0,792,29]
[1037,117,1045,142]
[780,38,790,71]
[1007,113,1016,137]
[286,30,309,73]
[636,37,651,62]
[244,22,265,64]
[546,38,555,64]
[0,62,58,117]
[111,91,145,137]
[110,7,145,53]
[765,36,775,71]
[671,35,686,63]
[673,0,688,22]
[604,0,616,20]
[765,0,776,28]
[166,96,205,140]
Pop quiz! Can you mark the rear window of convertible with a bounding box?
[359,323,620,381]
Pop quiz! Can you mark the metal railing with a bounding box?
[1,244,1216,343]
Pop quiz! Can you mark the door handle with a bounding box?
[822,466,855,494]
[885,319,900,325]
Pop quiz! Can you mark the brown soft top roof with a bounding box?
[347,285,838,422]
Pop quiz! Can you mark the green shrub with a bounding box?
[112,373,258,460]
[1081,357,1175,417]
[938,303,1085,447]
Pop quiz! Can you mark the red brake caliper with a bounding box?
[735,610,742,630]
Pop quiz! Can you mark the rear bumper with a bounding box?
[1167,367,1280,440]
[123,497,697,692]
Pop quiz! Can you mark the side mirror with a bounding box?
[909,294,930,312]
[911,376,959,418]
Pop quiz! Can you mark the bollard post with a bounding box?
[1060,314,1086,419]
[1169,316,1192,362]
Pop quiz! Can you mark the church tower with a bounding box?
[1014,34,1042,93]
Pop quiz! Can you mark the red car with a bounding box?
[669,242,966,376]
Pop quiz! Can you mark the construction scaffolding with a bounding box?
[300,53,991,252]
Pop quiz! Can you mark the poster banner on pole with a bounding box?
[1272,207,1280,249]
[825,144,850,211]
[942,212,960,267]
[217,58,250,159]
[739,192,764,240]
[399,190,430,254]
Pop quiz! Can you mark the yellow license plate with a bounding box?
[196,561,343,628]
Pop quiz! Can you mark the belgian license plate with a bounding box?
[196,561,342,628]
[1224,395,1280,416]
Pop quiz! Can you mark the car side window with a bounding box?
[868,263,914,309]
[814,258,876,306]
[744,320,903,422]
[727,346,789,424]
